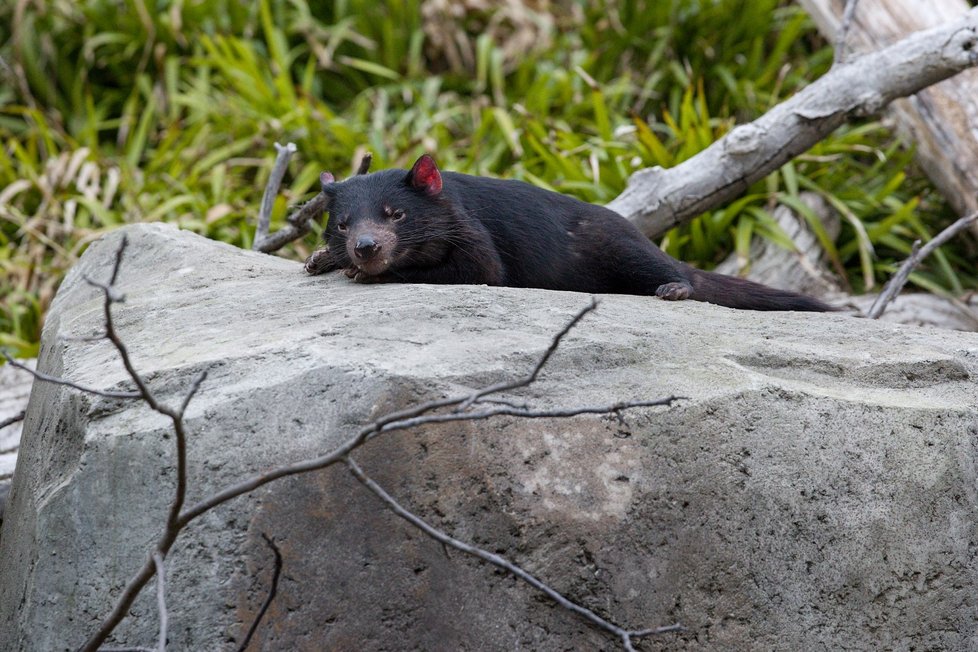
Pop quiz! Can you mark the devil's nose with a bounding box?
[354,235,381,260]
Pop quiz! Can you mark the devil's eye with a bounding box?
[336,218,348,232]
[391,208,405,221]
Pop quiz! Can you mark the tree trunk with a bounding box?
[799,0,978,227]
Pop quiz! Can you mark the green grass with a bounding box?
[0,0,970,356]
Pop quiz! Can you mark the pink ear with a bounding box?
[320,171,335,186]
[408,155,442,196]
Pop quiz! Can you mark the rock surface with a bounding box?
[1,223,977,651]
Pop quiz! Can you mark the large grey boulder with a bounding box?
[1,223,977,651]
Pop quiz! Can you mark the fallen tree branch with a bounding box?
[345,455,683,652]
[252,150,373,254]
[800,0,978,223]
[607,8,978,238]
[867,211,978,318]
[252,142,298,252]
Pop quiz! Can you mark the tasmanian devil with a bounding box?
[304,154,833,312]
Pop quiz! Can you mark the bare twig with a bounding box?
[252,193,329,253]
[460,297,598,409]
[2,352,141,400]
[0,410,26,431]
[152,553,168,652]
[236,534,283,652]
[868,212,978,319]
[370,397,684,442]
[834,0,861,65]
[345,456,683,651]
[252,149,375,254]
[77,238,208,652]
[176,300,679,526]
[252,142,298,252]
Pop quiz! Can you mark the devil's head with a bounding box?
[319,154,447,277]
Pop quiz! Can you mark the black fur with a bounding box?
[305,156,833,312]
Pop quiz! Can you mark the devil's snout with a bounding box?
[354,234,381,260]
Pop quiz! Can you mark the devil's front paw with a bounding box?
[304,249,332,275]
[655,282,692,301]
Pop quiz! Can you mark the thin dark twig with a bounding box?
[0,410,26,431]
[178,371,208,418]
[355,152,373,175]
[236,534,283,652]
[345,456,682,650]
[459,298,598,409]
[253,142,298,252]
[177,301,612,525]
[868,211,978,319]
[369,398,684,442]
[834,0,861,65]
[79,236,205,652]
[2,353,141,399]
[152,553,168,652]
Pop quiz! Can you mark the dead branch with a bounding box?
[236,534,283,652]
[345,455,683,652]
[607,8,978,238]
[867,211,978,318]
[2,354,140,400]
[252,150,374,254]
[0,410,25,432]
[252,142,298,252]
[33,236,210,652]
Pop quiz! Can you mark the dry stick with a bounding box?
[236,534,283,652]
[252,142,297,252]
[867,212,978,319]
[459,297,598,410]
[152,553,168,652]
[608,8,978,238]
[345,455,683,651]
[834,0,861,65]
[251,143,330,254]
[176,300,602,523]
[70,237,207,652]
[2,353,140,399]
[253,150,372,254]
[0,410,26,431]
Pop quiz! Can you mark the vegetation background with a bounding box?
[1,0,973,358]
